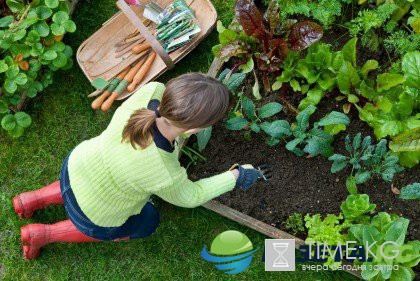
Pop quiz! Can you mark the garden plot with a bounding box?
[182,0,419,279]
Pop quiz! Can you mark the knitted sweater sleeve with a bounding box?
[153,166,236,208]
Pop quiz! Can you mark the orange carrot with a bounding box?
[127,51,156,92]
[91,67,130,110]
[101,56,147,112]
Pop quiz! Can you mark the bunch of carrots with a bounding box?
[91,42,156,112]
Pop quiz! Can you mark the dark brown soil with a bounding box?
[181,10,418,241]
[181,87,420,241]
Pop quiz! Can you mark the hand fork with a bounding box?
[257,164,273,181]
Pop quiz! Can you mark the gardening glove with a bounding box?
[230,164,269,191]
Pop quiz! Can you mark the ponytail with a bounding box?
[122,108,157,149]
[122,73,230,150]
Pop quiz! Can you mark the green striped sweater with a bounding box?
[68,82,236,227]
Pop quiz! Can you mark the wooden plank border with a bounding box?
[196,55,361,279]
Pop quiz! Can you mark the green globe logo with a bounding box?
[201,230,259,274]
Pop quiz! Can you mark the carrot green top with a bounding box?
[68,82,236,227]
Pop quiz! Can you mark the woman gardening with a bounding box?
[12,73,271,260]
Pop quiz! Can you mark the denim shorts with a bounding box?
[60,155,160,241]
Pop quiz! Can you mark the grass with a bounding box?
[0,0,358,280]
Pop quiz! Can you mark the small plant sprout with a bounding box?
[284,213,305,235]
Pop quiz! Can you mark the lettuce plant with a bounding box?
[349,214,419,281]
[273,38,379,112]
[304,213,347,268]
[358,51,420,137]
[340,194,376,222]
[357,51,420,167]
[389,128,420,168]
[328,133,404,194]
[304,194,419,280]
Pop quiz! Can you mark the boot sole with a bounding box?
[21,225,41,260]
[12,196,33,219]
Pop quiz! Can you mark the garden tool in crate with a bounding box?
[77,0,217,106]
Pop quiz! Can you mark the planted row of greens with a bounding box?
[0,0,76,137]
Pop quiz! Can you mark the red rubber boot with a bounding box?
[20,219,101,260]
[13,181,64,218]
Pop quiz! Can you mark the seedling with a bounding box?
[283,213,305,235]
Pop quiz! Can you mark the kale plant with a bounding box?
[328,133,404,194]
[399,182,420,200]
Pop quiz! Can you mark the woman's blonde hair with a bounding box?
[122,73,230,149]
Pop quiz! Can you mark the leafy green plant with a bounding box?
[329,133,404,194]
[0,0,76,137]
[389,128,420,168]
[274,38,379,113]
[282,105,350,156]
[226,102,350,156]
[349,213,419,281]
[284,212,305,235]
[340,194,376,222]
[212,0,323,90]
[217,67,246,93]
[226,95,284,140]
[357,51,420,167]
[399,182,420,200]
[304,194,419,278]
[346,2,398,51]
[304,213,347,268]
[273,43,338,110]
[384,30,420,58]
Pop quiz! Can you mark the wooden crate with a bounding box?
[76,0,217,100]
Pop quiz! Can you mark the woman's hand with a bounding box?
[229,164,272,191]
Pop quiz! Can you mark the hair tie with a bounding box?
[154,109,161,118]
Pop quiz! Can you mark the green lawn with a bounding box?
[0,1,357,280]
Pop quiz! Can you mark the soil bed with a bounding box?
[181,8,418,243]
[181,84,420,241]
